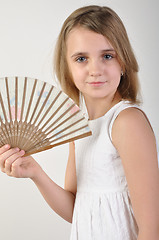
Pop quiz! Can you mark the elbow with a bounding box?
[68,217,73,224]
[64,212,73,224]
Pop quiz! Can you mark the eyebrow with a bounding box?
[71,49,116,58]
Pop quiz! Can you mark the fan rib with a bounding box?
[5,77,16,146]
[5,77,12,122]
[0,81,13,145]
[25,103,78,149]
[15,77,18,122]
[0,119,10,145]
[26,130,91,155]
[21,96,71,150]
[0,95,11,145]
[16,77,27,148]
[44,104,79,134]
[50,124,89,144]
[32,85,54,126]
[40,97,69,131]
[0,76,92,154]
[18,78,38,148]
[47,116,85,140]
[20,100,77,151]
[36,91,62,128]
[0,93,8,122]
[29,82,46,124]
[14,77,18,146]
[51,131,91,148]
[19,85,55,150]
[24,78,37,122]
[20,77,27,122]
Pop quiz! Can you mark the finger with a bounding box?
[11,157,24,178]
[0,147,19,170]
[0,144,10,155]
[5,150,25,175]
[0,147,20,172]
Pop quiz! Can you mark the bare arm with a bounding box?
[0,142,77,223]
[32,142,77,223]
[112,108,159,240]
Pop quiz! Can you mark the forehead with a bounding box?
[66,27,114,52]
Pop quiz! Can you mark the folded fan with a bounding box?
[0,76,92,155]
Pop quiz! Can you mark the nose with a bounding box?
[88,60,103,77]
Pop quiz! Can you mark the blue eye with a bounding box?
[76,56,86,62]
[104,54,113,60]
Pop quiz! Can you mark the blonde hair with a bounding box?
[54,5,141,105]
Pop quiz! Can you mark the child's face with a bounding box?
[66,26,122,102]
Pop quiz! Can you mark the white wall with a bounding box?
[0,0,158,239]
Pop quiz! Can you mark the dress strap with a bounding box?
[108,101,141,141]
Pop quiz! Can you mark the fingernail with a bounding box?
[20,150,25,154]
[4,144,10,149]
[15,147,19,151]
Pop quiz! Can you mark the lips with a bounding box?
[88,81,107,87]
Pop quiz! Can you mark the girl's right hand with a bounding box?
[0,144,42,179]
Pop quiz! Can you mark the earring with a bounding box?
[121,71,124,76]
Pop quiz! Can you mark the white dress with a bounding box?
[70,100,140,240]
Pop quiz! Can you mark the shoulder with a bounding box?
[112,106,155,151]
[113,106,152,132]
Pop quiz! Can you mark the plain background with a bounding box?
[0,0,158,239]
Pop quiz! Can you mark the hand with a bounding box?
[0,144,42,179]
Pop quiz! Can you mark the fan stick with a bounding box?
[21,96,70,150]
[24,115,86,152]
[40,97,69,130]
[19,90,63,150]
[0,83,14,146]
[14,77,18,146]
[50,124,89,144]
[5,77,14,146]
[44,103,78,133]
[25,131,91,155]
[21,103,80,150]
[29,82,46,124]
[32,85,54,126]
[35,91,62,129]
[19,79,38,148]
[17,77,27,147]
[26,124,91,155]
[0,118,10,145]
[0,76,92,154]
[47,117,86,140]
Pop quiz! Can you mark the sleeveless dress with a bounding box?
[70,100,140,240]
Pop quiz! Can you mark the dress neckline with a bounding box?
[88,100,126,123]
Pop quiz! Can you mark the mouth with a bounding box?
[88,81,107,87]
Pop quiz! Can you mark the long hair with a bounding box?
[54,5,141,105]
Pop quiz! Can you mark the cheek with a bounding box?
[110,64,121,84]
[107,68,121,82]
[67,63,79,86]
[69,67,85,88]
[73,79,83,92]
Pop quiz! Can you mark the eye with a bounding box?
[103,54,113,60]
[76,56,87,63]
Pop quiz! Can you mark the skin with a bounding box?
[66,27,122,120]
[0,26,159,239]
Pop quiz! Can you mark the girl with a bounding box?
[0,5,159,240]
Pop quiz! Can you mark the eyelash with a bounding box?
[103,54,113,60]
[75,54,114,63]
[76,56,86,63]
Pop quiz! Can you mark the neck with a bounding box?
[83,92,122,120]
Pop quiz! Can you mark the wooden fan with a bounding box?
[0,76,92,155]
